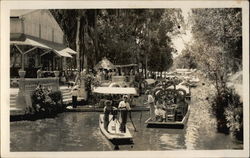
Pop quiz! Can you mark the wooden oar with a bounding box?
[129,111,137,132]
[139,110,142,123]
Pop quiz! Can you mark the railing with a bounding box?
[19,77,59,95]
[112,75,135,83]
[16,73,60,109]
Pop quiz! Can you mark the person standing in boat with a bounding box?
[145,90,155,120]
[118,95,131,133]
[103,100,114,131]
[71,85,79,108]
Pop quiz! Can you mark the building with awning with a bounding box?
[10,9,77,78]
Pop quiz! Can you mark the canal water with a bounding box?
[10,97,243,151]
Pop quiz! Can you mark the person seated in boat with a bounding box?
[154,100,167,122]
[165,98,175,108]
[103,100,117,132]
[118,95,131,133]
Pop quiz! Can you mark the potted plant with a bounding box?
[18,69,26,78]
[54,71,60,77]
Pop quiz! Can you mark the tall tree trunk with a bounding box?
[145,54,148,79]
[146,15,151,79]
[76,16,81,72]
[83,17,88,72]
[93,9,99,65]
[84,52,88,72]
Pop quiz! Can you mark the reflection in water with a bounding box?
[10,97,243,151]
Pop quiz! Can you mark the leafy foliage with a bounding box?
[172,44,197,69]
[27,86,63,115]
[210,87,243,140]
[224,90,243,140]
[190,8,242,76]
[186,8,243,140]
[50,9,183,73]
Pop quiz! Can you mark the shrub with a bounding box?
[28,85,63,115]
[211,87,243,140]
[224,91,243,141]
[49,91,62,103]
[211,90,230,134]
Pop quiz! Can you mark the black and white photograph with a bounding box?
[1,0,249,157]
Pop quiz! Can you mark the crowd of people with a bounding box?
[144,89,188,122]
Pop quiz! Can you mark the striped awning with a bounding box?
[10,35,76,58]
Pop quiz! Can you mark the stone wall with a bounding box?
[16,76,59,109]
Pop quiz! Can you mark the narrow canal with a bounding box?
[10,90,243,151]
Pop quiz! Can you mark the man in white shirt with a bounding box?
[71,85,79,108]
[145,90,155,120]
[118,95,131,133]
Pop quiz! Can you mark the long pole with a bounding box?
[129,111,137,132]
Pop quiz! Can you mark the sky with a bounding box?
[172,8,192,58]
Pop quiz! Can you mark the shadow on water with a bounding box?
[111,139,134,150]
[10,110,243,151]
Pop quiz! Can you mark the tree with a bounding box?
[191,8,242,74]
[145,9,183,76]
[188,8,242,94]
[188,8,243,137]
[51,9,184,74]
[173,43,197,69]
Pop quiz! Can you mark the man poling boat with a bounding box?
[118,95,138,132]
[103,100,117,132]
[94,87,137,141]
[118,95,130,133]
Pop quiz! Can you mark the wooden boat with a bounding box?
[99,114,133,140]
[145,105,190,129]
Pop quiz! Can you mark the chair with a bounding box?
[166,106,175,121]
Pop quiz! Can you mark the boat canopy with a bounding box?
[94,57,116,71]
[145,79,156,85]
[115,64,138,68]
[93,87,138,95]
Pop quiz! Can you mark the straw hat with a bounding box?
[105,100,112,106]
[123,95,129,99]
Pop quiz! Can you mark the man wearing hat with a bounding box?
[103,100,114,131]
[118,95,131,133]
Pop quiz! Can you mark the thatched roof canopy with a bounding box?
[94,57,116,71]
